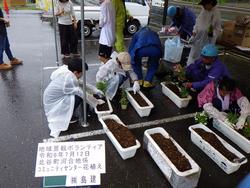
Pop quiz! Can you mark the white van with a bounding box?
[72,0,150,37]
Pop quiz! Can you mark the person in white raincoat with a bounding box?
[43,58,104,138]
[98,0,115,63]
[186,0,222,66]
[96,52,140,100]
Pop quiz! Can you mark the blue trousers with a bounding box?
[0,35,14,64]
[132,46,161,82]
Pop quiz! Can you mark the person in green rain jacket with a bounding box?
[112,0,126,52]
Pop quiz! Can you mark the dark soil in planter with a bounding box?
[128,91,148,107]
[193,128,239,162]
[151,133,192,172]
[238,128,250,140]
[165,83,182,98]
[104,119,136,148]
[95,96,109,111]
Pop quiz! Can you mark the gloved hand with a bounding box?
[188,36,195,44]
[95,88,104,96]
[237,97,250,116]
[133,81,140,94]
[183,82,192,89]
[97,99,105,105]
[188,35,195,44]
[203,103,227,121]
[235,114,247,130]
[218,112,227,121]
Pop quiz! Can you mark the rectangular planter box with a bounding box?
[94,96,113,118]
[99,114,140,160]
[213,119,250,153]
[161,82,192,108]
[189,124,247,174]
[143,127,201,188]
[125,88,154,117]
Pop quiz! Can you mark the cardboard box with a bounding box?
[221,21,250,47]
[233,25,250,47]
[221,21,236,45]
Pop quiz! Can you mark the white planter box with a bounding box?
[143,127,201,188]
[213,119,250,153]
[99,114,140,160]
[189,124,247,174]
[161,82,192,108]
[94,96,113,118]
[125,88,154,117]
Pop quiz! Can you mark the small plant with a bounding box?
[173,65,186,82]
[179,87,189,98]
[195,111,209,125]
[119,90,129,109]
[227,112,239,125]
[242,127,250,139]
[96,81,108,94]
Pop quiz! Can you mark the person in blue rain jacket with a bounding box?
[174,44,230,91]
[129,27,162,88]
[167,6,196,40]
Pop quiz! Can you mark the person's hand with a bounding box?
[97,99,105,105]
[133,81,140,94]
[188,35,195,44]
[235,114,247,130]
[73,21,77,30]
[183,82,192,89]
[58,8,65,16]
[95,88,104,96]
[218,112,227,121]
[128,15,133,21]
[4,19,10,27]
[173,64,182,72]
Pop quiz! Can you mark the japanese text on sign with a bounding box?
[66,173,101,186]
[35,141,105,177]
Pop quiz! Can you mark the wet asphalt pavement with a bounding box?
[0,12,249,188]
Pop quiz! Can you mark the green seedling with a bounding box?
[96,81,108,94]
[194,111,209,125]
[179,87,189,98]
[119,90,128,106]
[227,112,239,125]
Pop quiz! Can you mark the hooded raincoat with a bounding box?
[99,0,115,47]
[187,6,222,65]
[43,65,99,138]
[96,58,138,100]
[171,7,196,39]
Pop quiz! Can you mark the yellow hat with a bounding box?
[117,52,132,71]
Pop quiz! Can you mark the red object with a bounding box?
[3,0,9,15]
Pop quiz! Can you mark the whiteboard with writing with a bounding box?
[35,141,105,177]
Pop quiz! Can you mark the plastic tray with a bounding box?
[99,114,140,160]
[189,124,247,174]
[94,96,113,118]
[161,82,192,108]
[213,119,250,153]
[143,127,201,188]
[125,88,154,117]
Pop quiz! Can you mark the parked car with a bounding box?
[72,0,150,38]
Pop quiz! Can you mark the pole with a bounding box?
[162,0,168,26]
[51,0,59,66]
[80,0,88,127]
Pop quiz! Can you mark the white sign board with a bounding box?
[35,141,105,177]
[66,173,100,186]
